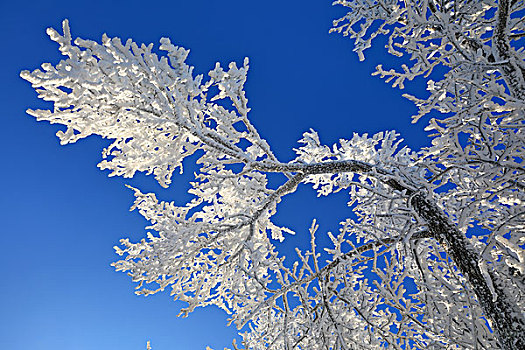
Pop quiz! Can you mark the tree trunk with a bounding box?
[410,193,525,350]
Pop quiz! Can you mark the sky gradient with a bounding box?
[1,1,431,349]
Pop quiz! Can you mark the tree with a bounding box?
[20,0,524,349]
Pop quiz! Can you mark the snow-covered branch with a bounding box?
[21,2,525,347]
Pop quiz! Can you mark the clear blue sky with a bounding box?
[0,1,430,349]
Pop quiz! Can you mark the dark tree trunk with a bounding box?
[410,193,525,350]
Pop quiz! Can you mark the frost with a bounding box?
[21,1,525,348]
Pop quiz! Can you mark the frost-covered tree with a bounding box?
[21,1,524,349]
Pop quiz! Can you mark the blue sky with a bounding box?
[0,1,430,349]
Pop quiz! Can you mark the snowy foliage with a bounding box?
[21,1,524,349]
